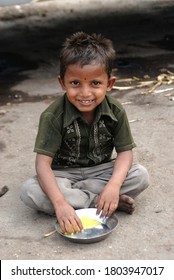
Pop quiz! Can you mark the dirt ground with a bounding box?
[0,0,174,260]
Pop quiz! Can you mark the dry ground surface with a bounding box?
[0,0,174,259]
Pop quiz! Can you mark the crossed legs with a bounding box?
[20,162,149,215]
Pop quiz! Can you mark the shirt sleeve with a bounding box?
[113,108,136,153]
[34,111,62,157]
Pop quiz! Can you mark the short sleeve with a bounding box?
[34,112,62,157]
[113,108,136,152]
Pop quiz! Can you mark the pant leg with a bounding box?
[57,177,95,209]
[20,162,149,214]
[72,162,149,203]
[20,176,55,214]
[119,164,149,197]
[20,174,95,214]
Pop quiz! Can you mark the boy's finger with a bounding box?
[64,219,75,234]
[96,198,104,215]
[96,205,102,215]
[76,216,83,231]
[107,202,117,217]
[70,217,82,233]
[59,219,66,233]
[69,220,79,233]
[100,202,109,218]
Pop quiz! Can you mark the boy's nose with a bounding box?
[81,86,91,97]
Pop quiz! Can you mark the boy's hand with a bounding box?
[96,184,119,218]
[55,200,83,234]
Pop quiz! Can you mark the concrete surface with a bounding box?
[0,0,174,260]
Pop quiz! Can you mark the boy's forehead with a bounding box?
[66,63,107,74]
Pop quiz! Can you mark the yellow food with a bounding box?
[80,216,101,229]
[64,216,101,236]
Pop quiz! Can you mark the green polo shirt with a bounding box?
[34,93,136,168]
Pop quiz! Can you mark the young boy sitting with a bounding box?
[21,32,149,234]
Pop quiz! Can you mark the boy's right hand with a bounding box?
[55,200,83,234]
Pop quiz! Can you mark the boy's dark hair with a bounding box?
[59,32,116,78]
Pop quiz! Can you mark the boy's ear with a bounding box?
[58,75,66,90]
[107,76,116,91]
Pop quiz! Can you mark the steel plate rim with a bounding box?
[55,208,118,243]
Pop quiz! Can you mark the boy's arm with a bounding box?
[96,150,133,217]
[35,154,83,234]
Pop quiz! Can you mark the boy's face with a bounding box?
[58,63,116,122]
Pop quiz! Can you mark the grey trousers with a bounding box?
[20,161,149,215]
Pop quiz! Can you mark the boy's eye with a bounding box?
[71,80,79,86]
[92,81,101,86]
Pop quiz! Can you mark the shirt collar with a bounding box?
[63,95,82,127]
[94,94,118,123]
[63,93,117,128]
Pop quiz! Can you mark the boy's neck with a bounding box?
[81,111,95,124]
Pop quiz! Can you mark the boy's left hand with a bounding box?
[96,184,119,218]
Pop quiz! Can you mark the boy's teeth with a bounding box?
[80,100,93,103]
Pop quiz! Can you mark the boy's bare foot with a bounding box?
[117,194,135,214]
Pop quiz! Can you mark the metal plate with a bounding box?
[55,208,118,243]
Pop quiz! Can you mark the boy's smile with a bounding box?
[58,63,115,122]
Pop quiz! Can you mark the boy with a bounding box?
[21,32,149,234]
